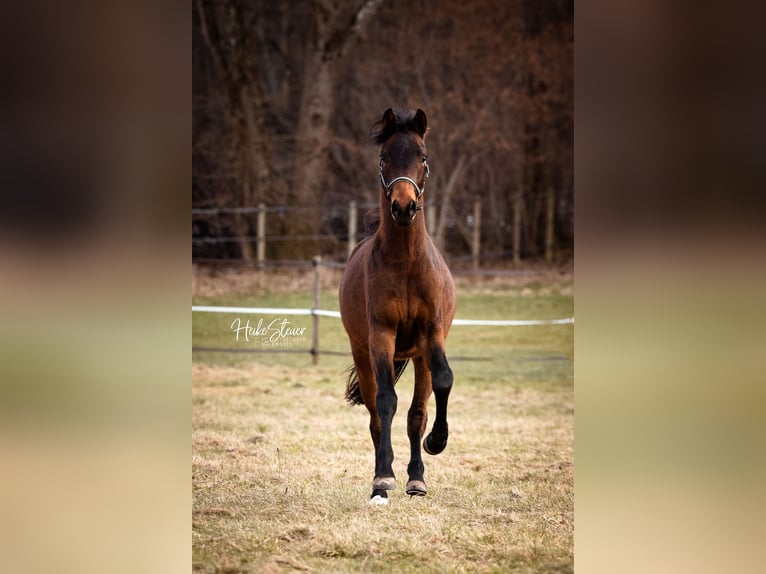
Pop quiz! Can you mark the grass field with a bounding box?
[192,268,574,573]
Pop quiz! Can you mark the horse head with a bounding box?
[373,108,430,226]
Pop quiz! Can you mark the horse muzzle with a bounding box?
[391,198,417,226]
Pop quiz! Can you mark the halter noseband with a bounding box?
[379,158,429,201]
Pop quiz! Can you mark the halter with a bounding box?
[379,158,429,201]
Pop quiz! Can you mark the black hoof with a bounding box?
[423,432,447,455]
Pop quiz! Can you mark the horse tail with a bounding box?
[393,359,409,386]
[345,360,409,406]
[345,366,363,405]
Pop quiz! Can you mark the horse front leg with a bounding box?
[349,346,389,505]
[423,345,453,456]
[369,330,398,498]
[405,357,432,496]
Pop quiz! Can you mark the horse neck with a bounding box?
[376,196,429,261]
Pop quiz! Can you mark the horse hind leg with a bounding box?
[423,347,453,456]
[405,357,431,496]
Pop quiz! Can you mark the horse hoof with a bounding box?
[372,476,396,490]
[423,433,447,455]
[369,495,389,506]
[406,480,427,496]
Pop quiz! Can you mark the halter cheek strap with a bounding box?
[379,160,430,200]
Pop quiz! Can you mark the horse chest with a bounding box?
[365,244,446,355]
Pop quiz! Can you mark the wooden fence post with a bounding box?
[472,198,481,274]
[513,191,522,265]
[545,187,555,264]
[426,203,436,234]
[257,203,266,268]
[311,255,321,365]
[348,200,357,259]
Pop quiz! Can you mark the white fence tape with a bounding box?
[192,305,338,317]
[192,306,572,326]
[452,317,573,326]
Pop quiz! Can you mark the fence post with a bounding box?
[545,187,555,264]
[311,255,321,365]
[513,191,522,265]
[472,198,481,274]
[257,203,266,269]
[426,204,436,235]
[348,201,357,259]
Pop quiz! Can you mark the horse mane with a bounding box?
[370,109,422,144]
[363,208,380,233]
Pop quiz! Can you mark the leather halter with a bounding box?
[379,158,429,200]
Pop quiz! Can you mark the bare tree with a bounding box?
[277,0,382,260]
[192,0,573,264]
[194,0,273,261]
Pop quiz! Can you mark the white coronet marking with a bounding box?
[369,495,389,506]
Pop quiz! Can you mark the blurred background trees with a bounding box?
[193,0,573,264]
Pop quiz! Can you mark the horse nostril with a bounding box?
[407,200,416,214]
[391,200,401,215]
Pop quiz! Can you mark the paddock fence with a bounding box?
[192,197,571,271]
[192,257,574,364]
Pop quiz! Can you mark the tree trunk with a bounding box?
[434,154,468,252]
[279,57,335,260]
[195,0,272,263]
[276,0,382,261]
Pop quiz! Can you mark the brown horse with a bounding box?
[339,108,456,505]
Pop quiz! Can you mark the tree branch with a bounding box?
[322,0,383,62]
[194,0,226,82]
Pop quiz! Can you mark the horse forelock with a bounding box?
[371,109,423,145]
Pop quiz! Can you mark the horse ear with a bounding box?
[413,109,428,138]
[382,108,396,130]
[372,108,397,144]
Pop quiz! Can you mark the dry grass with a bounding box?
[193,268,573,572]
[192,267,346,300]
[192,359,573,573]
[191,264,573,300]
